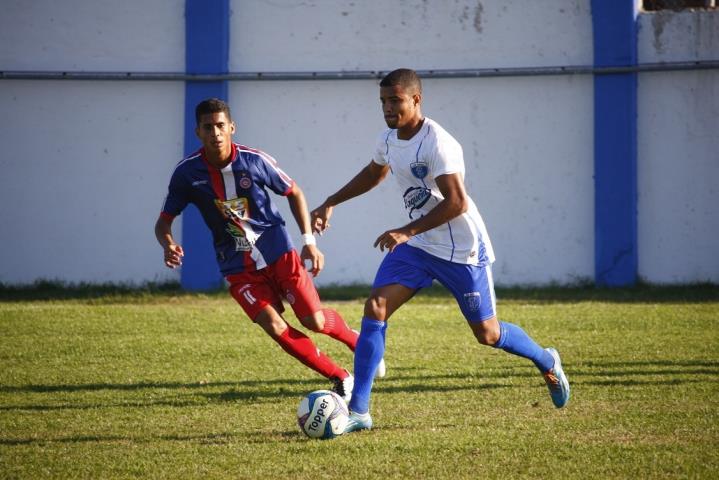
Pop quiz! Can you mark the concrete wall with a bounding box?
[229,0,595,286]
[0,0,185,285]
[0,1,716,286]
[637,9,719,283]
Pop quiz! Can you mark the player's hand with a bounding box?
[164,244,184,269]
[374,229,411,253]
[301,244,324,277]
[310,202,333,235]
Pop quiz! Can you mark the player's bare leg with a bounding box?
[364,284,416,322]
[468,315,501,346]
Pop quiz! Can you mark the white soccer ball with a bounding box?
[297,390,349,439]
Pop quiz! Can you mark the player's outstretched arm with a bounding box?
[311,160,390,234]
[154,215,184,269]
[286,183,325,277]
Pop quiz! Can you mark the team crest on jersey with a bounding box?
[238,172,252,190]
[463,292,481,312]
[410,161,429,179]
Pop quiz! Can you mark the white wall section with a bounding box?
[0,1,716,286]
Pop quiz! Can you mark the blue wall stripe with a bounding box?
[591,1,638,287]
[182,0,230,290]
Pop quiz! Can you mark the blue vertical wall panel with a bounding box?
[182,0,230,290]
[591,1,638,286]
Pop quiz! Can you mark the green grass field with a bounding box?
[1,285,718,479]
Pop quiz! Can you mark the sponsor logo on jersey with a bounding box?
[403,186,432,219]
[216,197,250,223]
[216,198,254,251]
[410,161,429,179]
[225,223,253,251]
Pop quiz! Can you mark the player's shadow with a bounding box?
[0,378,323,412]
[567,359,719,387]
[3,358,715,412]
[0,430,276,447]
[0,377,319,394]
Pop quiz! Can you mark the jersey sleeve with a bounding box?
[254,150,295,196]
[428,130,465,178]
[372,130,392,166]
[161,168,190,218]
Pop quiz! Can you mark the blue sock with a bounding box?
[494,321,554,372]
[348,317,387,414]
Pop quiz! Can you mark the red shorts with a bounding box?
[226,250,322,321]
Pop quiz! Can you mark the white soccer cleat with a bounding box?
[342,411,373,434]
[331,372,354,405]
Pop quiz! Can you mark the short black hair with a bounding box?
[379,68,422,94]
[195,98,232,125]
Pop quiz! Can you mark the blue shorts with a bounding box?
[372,243,497,322]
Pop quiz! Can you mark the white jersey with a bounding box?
[372,117,495,266]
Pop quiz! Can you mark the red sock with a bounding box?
[320,308,359,351]
[275,325,347,380]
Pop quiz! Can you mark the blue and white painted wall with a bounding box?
[0,1,716,287]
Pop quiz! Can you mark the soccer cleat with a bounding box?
[543,347,570,408]
[375,358,387,379]
[331,371,354,404]
[342,411,373,434]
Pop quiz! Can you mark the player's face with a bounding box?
[380,85,421,130]
[196,112,235,157]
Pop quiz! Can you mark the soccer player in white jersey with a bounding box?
[311,68,570,433]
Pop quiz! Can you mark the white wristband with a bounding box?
[301,233,316,246]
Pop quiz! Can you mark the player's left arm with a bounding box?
[374,173,468,252]
[286,182,325,276]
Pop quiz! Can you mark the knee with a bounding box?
[299,311,324,332]
[472,322,501,346]
[255,310,288,338]
[364,295,387,321]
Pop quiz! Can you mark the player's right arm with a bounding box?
[311,160,389,234]
[154,214,184,269]
[157,162,191,269]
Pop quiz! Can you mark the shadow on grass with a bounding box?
[0,378,321,412]
[416,283,719,304]
[2,359,715,413]
[0,378,317,394]
[0,371,518,413]
[573,378,709,387]
[1,280,717,303]
[0,430,292,447]
[578,359,719,369]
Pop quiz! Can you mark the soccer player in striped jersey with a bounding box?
[155,98,383,401]
[311,69,569,433]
